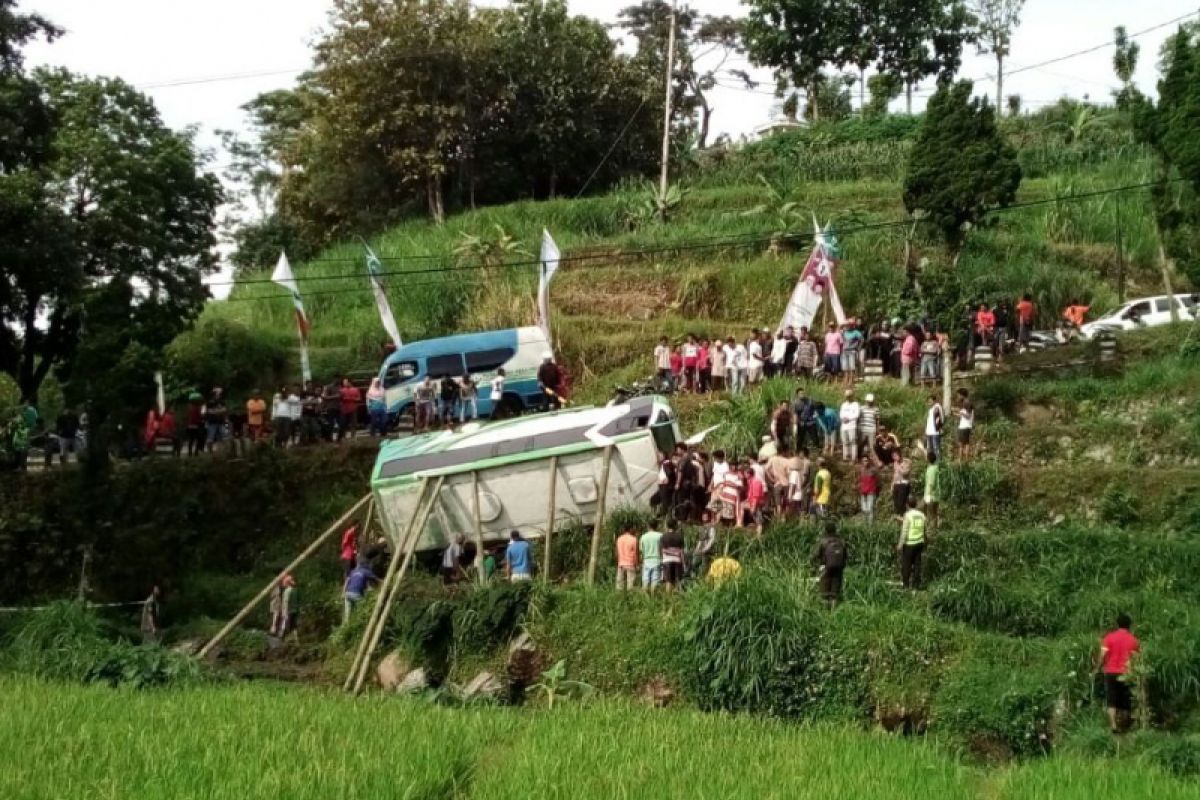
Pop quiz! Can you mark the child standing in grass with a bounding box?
[955,388,974,461]
[639,525,664,591]
[923,452,941,532]
[615,527,639,591]
[743,465,766,536]
[858,456,880,524]
[654,336,672,389]
[812,458,832,517]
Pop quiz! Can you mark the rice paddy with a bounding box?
[1,677,1194,800]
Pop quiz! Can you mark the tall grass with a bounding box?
[1,677,1195,799]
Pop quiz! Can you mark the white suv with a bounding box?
[1079,293,1199,339]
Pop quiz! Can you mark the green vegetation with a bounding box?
[2,677,1198,800]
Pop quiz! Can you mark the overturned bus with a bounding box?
[370,396,681,553]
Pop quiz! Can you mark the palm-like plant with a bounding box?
[452,224,531,270]
[740,174,805,256]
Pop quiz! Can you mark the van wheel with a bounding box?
[492,396,522,420]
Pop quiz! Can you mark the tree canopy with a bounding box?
[0,1,221,429]
[902,80,1021,262]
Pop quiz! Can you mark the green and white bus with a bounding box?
[370,396,681,553]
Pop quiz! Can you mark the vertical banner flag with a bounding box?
[364,242,403,349]
[537,228,561,338]
[154,371,165,415]
[778,217,847,333]
[271,251,313,384]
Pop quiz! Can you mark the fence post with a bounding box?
[586,446,615,586]
[543,455,559,584]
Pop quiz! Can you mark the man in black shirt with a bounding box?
[205,388,227,453]
[537,354,562,410]
[811,522,848,608]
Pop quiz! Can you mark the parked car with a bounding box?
[1079,294,1199,339]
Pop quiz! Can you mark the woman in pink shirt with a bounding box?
[900,329,920,385]
[822,323,843,377]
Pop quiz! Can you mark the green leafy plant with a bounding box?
[527,659,594,709]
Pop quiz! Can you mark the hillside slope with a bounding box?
[185,123,1171,401]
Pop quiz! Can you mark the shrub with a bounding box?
[1099,485,1141,526]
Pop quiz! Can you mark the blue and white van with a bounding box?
[379,326,552,419]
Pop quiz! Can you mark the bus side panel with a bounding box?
[384,433,661,552]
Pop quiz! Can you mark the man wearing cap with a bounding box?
[537,353,561,411]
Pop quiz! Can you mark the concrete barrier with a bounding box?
[974,347,994,374]
[864,358,884,382]
[1098,335,1117,363]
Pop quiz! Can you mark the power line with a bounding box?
[575,97,649,199]
[217,177,1179,305]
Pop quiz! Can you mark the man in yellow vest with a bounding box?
[897,496,927,589]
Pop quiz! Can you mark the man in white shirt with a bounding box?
[489,368,507,419]
[709,450,731,492]
[653,336,672,388]
[925,394,944,459]
[769,332,788,378]
[839,389,862,462]
[725,337,746,395]
[747,337,764,385]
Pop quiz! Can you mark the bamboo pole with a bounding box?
[199,493,371,660]
[586,446,615,585]
[471,471,485,583]
[543,455,559,584]
[351,476,445,695]
[342,479,434,691]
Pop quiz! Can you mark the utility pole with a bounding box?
[1115,192,1126,303]
[657,0,678,222]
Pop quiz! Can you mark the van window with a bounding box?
[384,360,418,388]
[651,421,676,455]
[1125,301,1151,319]
[427,353,465,378]
[465,347,515,373]
[1181,295,1198,308]
[1154,297,1172,313]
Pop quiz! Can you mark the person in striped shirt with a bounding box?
[859,393,879,453]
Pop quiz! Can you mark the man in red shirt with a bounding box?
[1015,293,1036,351]
[338,378,362,442]
[1098,613,1140,734]
[340,523,360,578]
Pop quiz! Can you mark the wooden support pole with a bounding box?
[199,493,371,660]
[351,476,445,695]
[543,455,559,585]
[586,446,614,586]
[471,471,485,583]
[942,348,953,414]
[343,479,434,691]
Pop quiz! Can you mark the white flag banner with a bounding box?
[270,251,312,383]
[154,371,165,415]
[364,243,403,349]
[537,228,561,338]
[778,219,845,333]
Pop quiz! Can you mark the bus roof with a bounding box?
[372,396,668,483]
[381,326,547,366]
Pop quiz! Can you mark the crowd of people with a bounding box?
[645,293,1110,396]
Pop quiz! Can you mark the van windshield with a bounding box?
[384,361,418,388]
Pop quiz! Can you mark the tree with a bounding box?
[616,2,747,149]
[970,0,1024,112]
[1,6,221,409]
[866,72,904,117]
[1122,24,1200,287]
[876,0,975,114]
[743,0,839,122]
[902,80,1021,264]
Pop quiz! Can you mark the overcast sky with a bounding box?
[21,0,1199,295]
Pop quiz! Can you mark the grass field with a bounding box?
[1,677,1195,800]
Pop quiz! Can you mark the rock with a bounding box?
[1083,444,1114,464]
[171,639,202,656]
[1051,514,1066,526]
[377,651,411,692]
[463,670,503,700]
[639,677,676,708]
[506,632,546,691]
[397,667,429,694]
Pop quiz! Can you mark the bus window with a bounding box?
[384,360,418,388]
[427,353,465,378]
[466,347,515,373]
